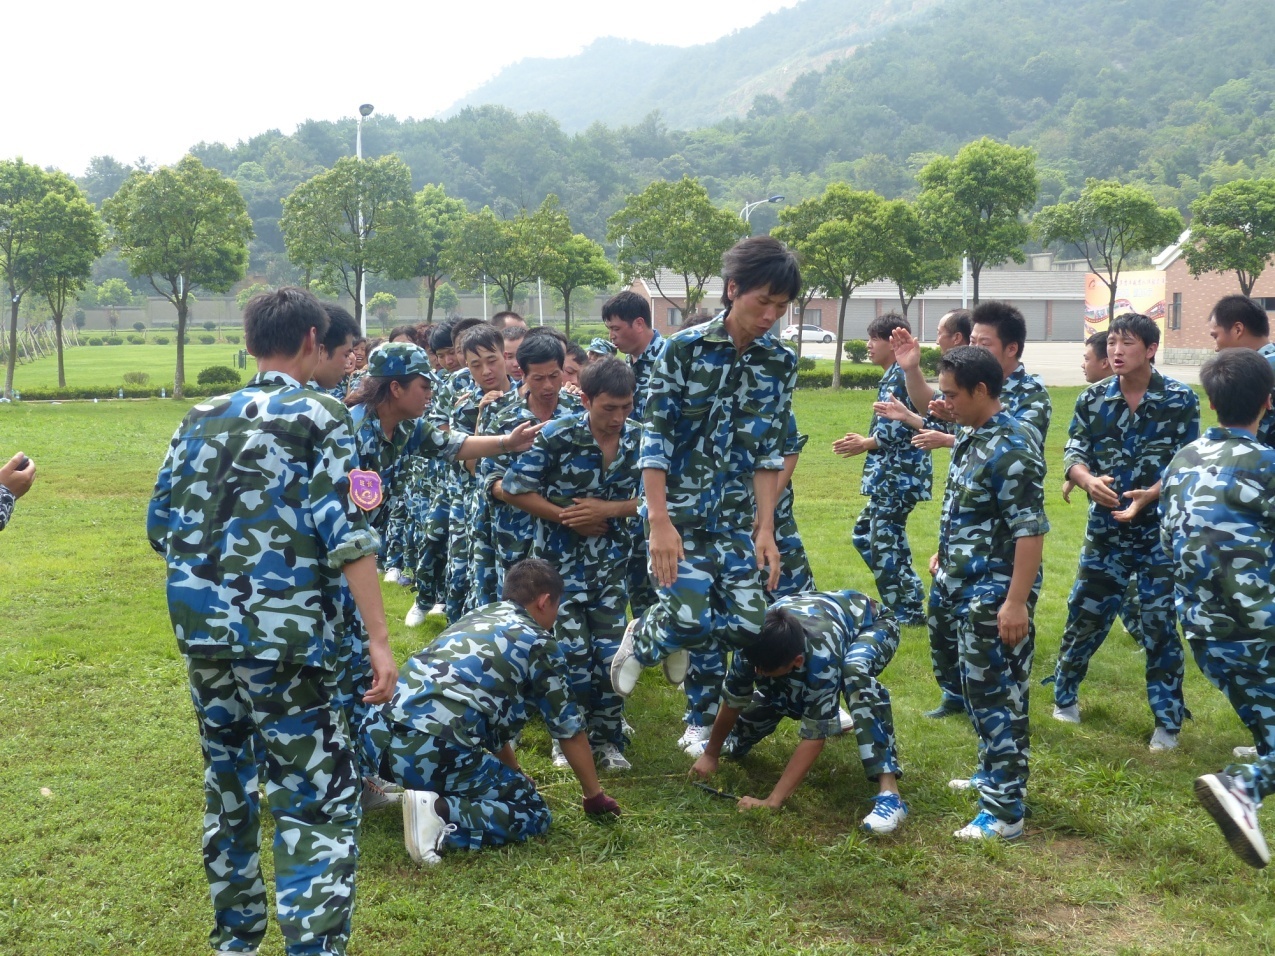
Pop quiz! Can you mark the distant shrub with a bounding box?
[202,321,217,332]
[198,334,216,344]
[182,335,191,344]
[132,322,146,334]
[88,337,105,346]
[225,334,241,344]
[569,323,610,347]
[105,335,124,346]
[796,355,817,372]
[920,346,941,375]
[197,365,241,387]
[127,334,145,345]
[153,335,170,345]
[123,372,151,386]
[796,366,883,390]
[843,339,869,363]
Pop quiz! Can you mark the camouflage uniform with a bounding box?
[147,370,380,956]
[851,363,932,623]
[1256,342,1275,449]
[935,410,1049,824]
[722,590,901,781]
[0,483,14,532]
[410,368,469,613]
[770,410,815,600]
[1162,426,1275,798]
[631,315,796,733]
[501,412,642,747]
[465,383,522,610]
[1000,363,1053,450]
[1050,371,1200,732]
[366,601,585,849]
[626,329,666,619]
[442,372,483,620]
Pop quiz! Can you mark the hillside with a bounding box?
[442,0,949,131]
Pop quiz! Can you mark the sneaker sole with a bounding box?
[1194,776,1270,869]
[662,649,689,686]
[402,796,426,864]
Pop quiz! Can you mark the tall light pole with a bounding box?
[741,194,785,224]
[356,103,374,335]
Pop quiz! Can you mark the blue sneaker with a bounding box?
[954,809,1023,841]
[861,792,908,834]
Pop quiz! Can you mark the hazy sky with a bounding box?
[3,0,799,177]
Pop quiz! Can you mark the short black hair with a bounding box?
[1210,294,1270,339]
[244,287,329,360]
[721,235,801,309]
[941,308,973,343]
[460,323,503,358]
[602,291,652,326]
[866,312,910,342]
[1085,330,1110,359]
[1200,348,1275,427]
[741,607,807,672]
[516,330,565,371]
[502,558,564,606]
[1109,313,1160,348]
[429,321,455,352]
[579,357,635,400]
[490,311,525,329]
[566,342,589,365]
[450,317,484,344]
[319,302,359,355]
[389,324,419,344]
[344,373,418,410]
[971,301,1028,359]
[502,325,528,346]
[937,345,1004,398]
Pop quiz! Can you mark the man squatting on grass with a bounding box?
[148,287,398,956]
[932,346,1049,841]
[365,559,620,865]
[1161,348,1275,869]
[609,236,800,720]
[690,590,908,834]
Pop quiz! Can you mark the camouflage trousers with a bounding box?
[466,488,500,611]
[186,656,361,956]
[379,493,410,574]
[374,719,550,851]
[412,488,451,611]
[728,616,902,780]
[683,646,727,729]
[851,498,926,624]
[952,587,1035,823]
[768,498,814,601]
[626,518,657,619]
[926,581,965,712]
[558,586,629,748]
[444,480,475,622]
[1051,524,1185,731]
[331,590,382,780]
[632,523,767,684]
[1190,637,1275,801]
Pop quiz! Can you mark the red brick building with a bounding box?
[1156,232,1275,364]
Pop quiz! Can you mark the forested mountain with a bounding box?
[441,0,947,131]
[80,0,1275,284]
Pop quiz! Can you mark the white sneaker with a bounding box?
[835,708,854,734]
[662,648,689,685]
[1195,772,1270,868]
[550,739,570,768]
[429,603,447,617]
[597,743,632,771]
[948,778,975,792]
[361,780,401,813]
[861,793,908,834]
[1233,745,1259,760]
[383,568,402,584]
[1052,703,1081,724]
[405,604,428,628]
[679,724,713,757]
[610,618,643,698]
[1149,727,1179,752]
[954,810,1023,841]
[402,790,455,865]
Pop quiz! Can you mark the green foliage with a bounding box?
[1184,178,1275,296]
[795,366,883,389]
[153,335,170,345]
[920,346,942,375]
[568,323,610,347]
[433,282,460,317]
[197,334,216,345]
[235,282,272,312]
[122,371,150,385]
[875,197,960,313]
[368,291,398,318]
[445,196,571,310]
[796,355,817,371]
[607,177,746,317]
[127,334,145,345]
[225,334,240,344]
[105,335,123,345]
[196,365,241,387]
[201,321,217,332]
[132,322,145,334]
[88,337,104,346]
[405,184,468,322]
[843,339,869,362]
[541,233,617,332]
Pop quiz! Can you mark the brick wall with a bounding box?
[1163,258,1275,361]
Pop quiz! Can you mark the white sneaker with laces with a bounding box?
[861,793,908,834]
[402,790,455,865]
[679,724,713,757]
[948,778,975,792]
[429,602,447,617]
[597,743,632,771]
[550,740,570,768]
[954,810,1023,841]
[405,604,428,628]
[610,618,643,698]
[1195,772,1270,868]
[1149,727,1179,752]
[383,568,402,584]
[1052,703,1080,724]
[1233,745,1259,760]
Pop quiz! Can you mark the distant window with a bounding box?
[667,307,683,327]
[1169,292,1182,331]
[1257,297,1275,312]
[803,309,822,326]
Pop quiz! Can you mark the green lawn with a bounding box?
[1,388,1267,956]
[9,343,248,390]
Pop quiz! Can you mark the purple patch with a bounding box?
[349,469,383,512]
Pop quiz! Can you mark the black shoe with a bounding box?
[924,698,965,719]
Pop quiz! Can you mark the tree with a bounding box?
[103,155,252,397]
[78,156,134,207]
[774,184,886,388]
[1,159,62,399]
[1037,179,1184,327]
[917,139,1038,304]
[542,234,617,333]
[433,282,460,317]
[402,184,467,322]
[874,198,960,319]
[368,291,398,331]
[444,197,571,311]
[1183,178,1275,296]
[96,277,136,332]
[34,179,105,387]
[236,282,273,312]
[607,177,747,319]
[280,155,415,331]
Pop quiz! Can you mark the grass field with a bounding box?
[1,385,1270,956]
[8,343,248,390]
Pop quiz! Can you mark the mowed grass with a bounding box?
[1,386,1270,956]
[9,343,248,390]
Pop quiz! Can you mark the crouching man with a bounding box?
[689,589,907,835]
[366,559,620,865]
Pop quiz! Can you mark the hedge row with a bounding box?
[12,382,238,401]
[796,366,884,390]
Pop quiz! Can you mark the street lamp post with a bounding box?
[740,194,785,224]
[356,103,374,335]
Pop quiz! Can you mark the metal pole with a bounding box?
[537,278,543,326]
[356,112,366,336]
[961,255,969,309]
